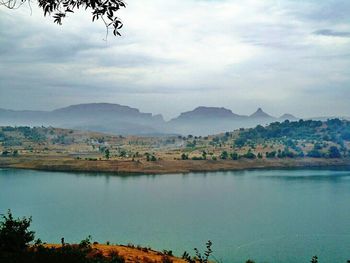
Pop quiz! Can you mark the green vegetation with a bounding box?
[235,119,350,146]
[182,240,213,263]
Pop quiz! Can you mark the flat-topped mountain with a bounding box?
[172,106,244,121]
[52,103,154,118]
[0,103,165,136]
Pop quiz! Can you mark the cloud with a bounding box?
[0,0,350,119]
[313,29,350,38]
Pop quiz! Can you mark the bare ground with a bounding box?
[1,156,349,174]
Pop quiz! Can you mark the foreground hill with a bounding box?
[0,103,299,136]
[0,119,349,173]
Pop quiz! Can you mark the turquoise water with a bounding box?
[1,168,350,262]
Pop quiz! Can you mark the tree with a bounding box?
[328,146,341,158]
[1,0,126,37]
[234,137,246,148]
[230,152,238,160]
[0,210,35,253]
[220,151,228,160]
[104,148,110,159]
[311,255,318,263]
[181,153,189,160]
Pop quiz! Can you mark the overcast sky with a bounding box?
[0,0,349,119]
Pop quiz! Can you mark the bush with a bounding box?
[328,146,341,158]
[266,151,276,158]
[181,153,189,160]
[307,149,323,158]
[242,150,256,159]
[0,210,35,253]
[230,152,239,160]
[220,151,228,160]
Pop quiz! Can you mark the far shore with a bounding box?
[1,156,349,175]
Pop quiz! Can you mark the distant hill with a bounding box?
[173,106,244,120]
[279,113,298,121]
[0,103,165,136]
[249,108,274,119]
[1,103,334,136]
[168,107,281,135]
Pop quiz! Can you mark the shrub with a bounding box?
[307,149,323,158]
[266,151,276,158]
[230,152,239,160]
[220,151,228,160]
[328,146,341,158]
[0,210,35,253]
[181,153,189,160]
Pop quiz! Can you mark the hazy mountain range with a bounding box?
[0,103,344,136]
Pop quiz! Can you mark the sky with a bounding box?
[0,0,349,120]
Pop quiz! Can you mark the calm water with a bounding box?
[1,168,350,262]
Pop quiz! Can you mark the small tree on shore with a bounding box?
[0,210,35,253]
[105,149,110,160]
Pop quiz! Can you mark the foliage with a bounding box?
[182,240,213,263]
[311,255,318,263]
[1,0,126,37]
[328,146,341,158]
[230,152,239,160]
[307,149,323,158]
[266,151,276,158]
[241,150,256,159]
[105,149,110,159]
[236,119,350,147]
[181,153,189,160]
[234,137,246,148]
[0,210,35,253]
[220,151,228,160]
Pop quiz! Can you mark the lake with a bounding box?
[1,168,350,262]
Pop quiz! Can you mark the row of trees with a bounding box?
[180,145,344,161]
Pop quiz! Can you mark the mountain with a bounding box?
[279,113,298,121]
[167,107,279,135]
[0,103,304,136]
[172,106,244,121]
[0,103,166,136]
[250,108,274,119]
[166,106,246,135]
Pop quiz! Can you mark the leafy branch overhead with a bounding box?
[1,0,126,36]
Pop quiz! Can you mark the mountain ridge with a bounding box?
[0,102,308,136]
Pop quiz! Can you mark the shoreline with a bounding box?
[1,156,349,175]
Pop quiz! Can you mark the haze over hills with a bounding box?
[0,102,332,136]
